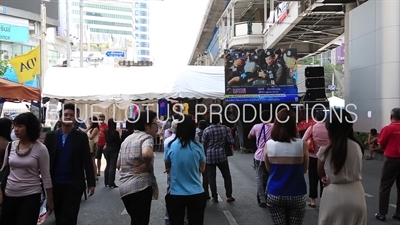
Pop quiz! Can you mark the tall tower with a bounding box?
[133,1,151,62]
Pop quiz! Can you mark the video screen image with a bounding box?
[224,48,299,103]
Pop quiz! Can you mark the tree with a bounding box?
[0,59,9,77]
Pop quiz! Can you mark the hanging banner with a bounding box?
[8,45,41,83]
[224,48,299,103]
[158,99,168,117]
[0,98,5,116]
[30,100,40,119]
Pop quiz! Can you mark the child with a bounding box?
[365,128,378,160]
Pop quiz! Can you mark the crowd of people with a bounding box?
[0,103,400,225]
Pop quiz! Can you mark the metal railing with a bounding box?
[229,21,264,39]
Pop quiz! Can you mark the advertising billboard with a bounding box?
[1,0,59,26]
[224,48,299,103]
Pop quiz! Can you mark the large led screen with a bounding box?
[224,48,299,103]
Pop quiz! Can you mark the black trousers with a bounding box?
[53,184,82,225]
[207,160,233,199]
[379,158,400,215]
[122,186,153,225]
[0,193,41,225]
[165,192,206,225]
[202,167,209,197]
[308,157,323,199]
[104,150,118,186]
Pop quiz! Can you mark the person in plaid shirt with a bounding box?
[202,114,235,203]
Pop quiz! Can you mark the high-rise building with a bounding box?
[133,1,150,62]
[68,0,151,63]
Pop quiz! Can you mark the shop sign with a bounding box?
[0,23,29,43]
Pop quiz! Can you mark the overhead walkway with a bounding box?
[188,0,229,65]
[264,0,351,59]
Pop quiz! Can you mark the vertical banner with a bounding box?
[158,99,168,118]
[224,48,299,103]
[0,98,5,116]
[336,44,345,64]
[30,100,41,119]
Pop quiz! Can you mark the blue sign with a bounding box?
[0,23,29,43]
[0,6,8,14]
[105,51,125,57]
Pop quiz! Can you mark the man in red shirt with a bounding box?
[375,108,400,221]
[96,114,108,176]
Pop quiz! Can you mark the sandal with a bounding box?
[308,203,316,208]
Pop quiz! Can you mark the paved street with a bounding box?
[43,151,399,225]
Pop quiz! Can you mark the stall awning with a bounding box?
[42,66,226,101]
[0,78,41,101]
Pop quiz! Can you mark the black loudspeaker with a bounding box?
[303,66,328,107]
[304,67,327,101]
[306,77,325,88]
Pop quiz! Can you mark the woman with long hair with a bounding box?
[0,113,53,225]
[117,110,159,225]
[302,111,329,207]
[104,118,121,188]
[264,108,308,225]
[121,118,135,143]
[317,108,367,224]
[165,115,207,225]
[87,116,99,181]
[0,118,12,170]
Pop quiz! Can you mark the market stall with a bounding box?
[0,78,41,101]
[42,66,225,120]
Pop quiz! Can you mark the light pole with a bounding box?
[40,0,49,90]
[66,0,71,67]
[79,0,84,67]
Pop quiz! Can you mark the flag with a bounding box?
[8,46,40,83]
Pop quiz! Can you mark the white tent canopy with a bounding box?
[43,66,306,103]
[43,66,225,102]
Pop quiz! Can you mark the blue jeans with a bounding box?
[254,160,269,203]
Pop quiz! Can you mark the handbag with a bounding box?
[0,142,12,195]
[306,125,314,151]
[225,129,234,157]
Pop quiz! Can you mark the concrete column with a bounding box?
[343,2,357,100]
[231,5,235,23]
[264,0,268,25]
[269,0,274,17]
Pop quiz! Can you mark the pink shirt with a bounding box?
[302,122,329,158]
[2,141,52,197]
[249,123,274,161]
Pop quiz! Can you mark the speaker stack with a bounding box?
[303,66,329,109]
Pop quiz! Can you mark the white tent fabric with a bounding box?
[43,66,305,102]
[42,66,225,101]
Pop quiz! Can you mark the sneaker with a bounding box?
[375,213,386,221]
[392,214,400,220]
[227,197,236,202]
[258,202,267,208]
[366,156,374,160]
